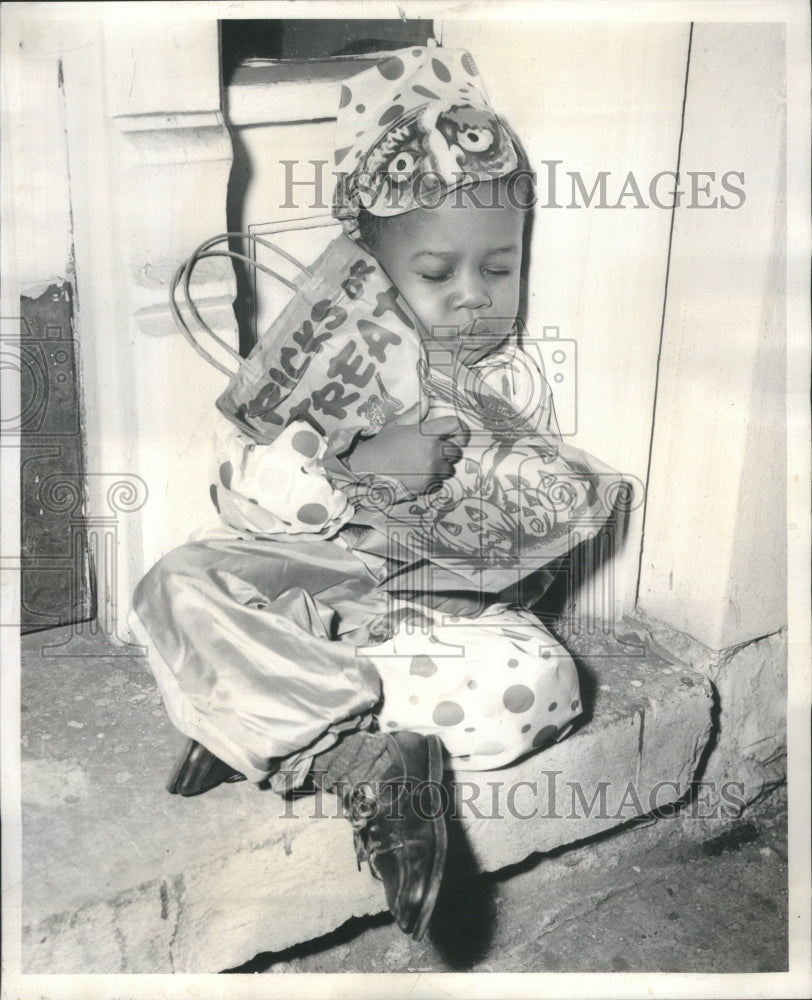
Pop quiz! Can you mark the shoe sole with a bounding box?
[410,734,448,942]
[166,738,246,796]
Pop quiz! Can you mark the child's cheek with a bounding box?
[406,285,443,336]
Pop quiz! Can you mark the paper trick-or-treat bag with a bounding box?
[216,233,423,446]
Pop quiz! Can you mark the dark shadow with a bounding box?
[222,910,395,974]
[518,164,535,330]
[424,791,496,968]
[537,502,634,630]
[682,678,722,787]
[222,772,497,973]
[700,821,760,857]
[560,647,598,730]
[220,20,436,87]
[224,122,257,357]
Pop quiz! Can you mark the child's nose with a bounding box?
[451,272,492,311]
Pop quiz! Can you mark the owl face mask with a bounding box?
[332,47,521,230]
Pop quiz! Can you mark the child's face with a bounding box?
[368,187,525,365]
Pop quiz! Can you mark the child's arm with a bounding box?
[344,400,468,495]
[207,403,466,538]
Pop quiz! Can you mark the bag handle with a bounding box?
[170,232,314,377]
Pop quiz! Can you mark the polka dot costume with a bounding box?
[332,46,520,229]
[369,604,581,770]
[209,416,352,537]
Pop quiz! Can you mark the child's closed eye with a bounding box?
[419,268,513,283]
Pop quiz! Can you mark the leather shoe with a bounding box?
[345,731,447,941]
[166,738,246,796]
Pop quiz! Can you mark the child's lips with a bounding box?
[460,318,493,338]
[460,340,501,366]
[425,320,509,363]
[459,322,510,362]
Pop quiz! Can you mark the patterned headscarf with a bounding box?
[332,46,520,232]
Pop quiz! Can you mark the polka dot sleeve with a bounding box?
[208,415,354,538]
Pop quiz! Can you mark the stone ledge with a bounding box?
[20,623,713,973]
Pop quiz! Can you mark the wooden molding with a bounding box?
[111,111,238,339]
[113,111,233,167]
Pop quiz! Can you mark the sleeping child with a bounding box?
[131,46,614,943]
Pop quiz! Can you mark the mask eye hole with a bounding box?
[386,149,418,180]
[456,127,494,152]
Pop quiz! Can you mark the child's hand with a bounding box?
[347,400,469,494]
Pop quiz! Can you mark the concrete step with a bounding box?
[19,623,713,973]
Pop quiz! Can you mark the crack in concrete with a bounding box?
[505,878,643,956]
[713,627,786,671]
[680,722,715,790]
[167,872,186,973]
[111,907,128,973]
[635,707,645,788]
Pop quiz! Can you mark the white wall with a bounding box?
[439,18,691,621]
[638,23,787,650]
[1,16,73,295]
